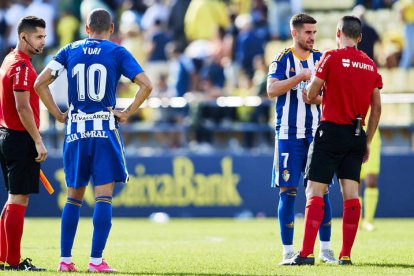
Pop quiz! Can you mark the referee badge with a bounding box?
[282,169,290,182]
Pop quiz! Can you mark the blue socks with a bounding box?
[91,196,112,258]
[278,190,332,247]
[61,198,82,257]
[319,192,332,242]
[278,189,297,245]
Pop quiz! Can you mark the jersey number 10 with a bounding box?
[72,63,107,102]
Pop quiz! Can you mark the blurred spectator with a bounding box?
[59,0,82,20]
[229,0,251,14]
[145,19,171,86]
[380,30,404,67]
[251,0,270,42]
[353,5,381,63]
[200,60,226,98]
[0,0,8,60]
[184,0,230,42]
[25,0,57,49]
[57,10,80,48]
[119,22,147,67]
[166,42,196,97]
[5,0,28,49]
[355,0,386,9]
[268,0,293,40]
[394,0,414,69]
[141,0,169,31]
[119,0,141,28]
[80,0,111,37]
[168,0,191,49]
[234,14,265,79]
[199,27,227,98]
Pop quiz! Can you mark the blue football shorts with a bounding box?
[63,129,128,188]
[271,137,313,188]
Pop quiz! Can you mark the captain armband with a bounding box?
[46,60,65,79]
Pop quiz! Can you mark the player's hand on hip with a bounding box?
[34,140,47,163]
[110,108,129,123]
[57,110,68,124]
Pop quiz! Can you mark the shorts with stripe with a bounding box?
[0,128,40,194]
[271,137,313,188]
[305,122,366,184]
[63,129,128,188]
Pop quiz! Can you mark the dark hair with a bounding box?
[338,16,362,40]
[17,16,46,34]
[87,8,112,34]
[290,13,317,30]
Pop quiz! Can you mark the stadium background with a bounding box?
[0,0,413,218]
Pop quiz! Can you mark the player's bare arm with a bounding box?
[14,91,47,162]
[34,68,68,124]
[267,68,311,99]
[302,89,322,105]
[363,88,381,162]
[306,76,324,101]
[111,72,153,123]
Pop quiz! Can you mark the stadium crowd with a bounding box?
[0,0,412,150]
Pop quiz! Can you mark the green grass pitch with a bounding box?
[12,218,414,275]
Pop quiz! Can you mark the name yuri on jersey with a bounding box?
[82,47,101,55]
[66,130,108,143]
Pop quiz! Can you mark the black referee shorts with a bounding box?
[0,128,40,195]
[305,121,366,184]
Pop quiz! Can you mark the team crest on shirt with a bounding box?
[290,67,295,72]
[269,62,277,74]
[282,169,290,182]
[342,59,351,67]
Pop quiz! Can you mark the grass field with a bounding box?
[12,218,414,275]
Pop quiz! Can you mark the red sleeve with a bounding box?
[375,72,383,90]
[315,51,332,81]
[11,61,35,92]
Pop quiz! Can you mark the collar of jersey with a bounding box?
[291,47,310,61]
[14,49,31,61]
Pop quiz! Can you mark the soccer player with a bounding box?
[360,127,381,232]
[34,9,152,272]
[0,16,47,271]
[287,15,382,265]
[267,13,336,265]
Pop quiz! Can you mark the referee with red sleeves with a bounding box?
[0,16,48,271]
[285,15,382,265]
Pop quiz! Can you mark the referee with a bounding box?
[286,15,382,265]
[0,16,47,270]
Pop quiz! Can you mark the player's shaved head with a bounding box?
[87,8,112,34]
[338,16,362,40]
[290,13,317,30]
[18,16,45,34]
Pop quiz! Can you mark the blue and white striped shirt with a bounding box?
[48,38,144,135]
[268,48,322,139]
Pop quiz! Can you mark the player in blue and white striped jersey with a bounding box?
[267,13,336,265]
[34,8,152,272]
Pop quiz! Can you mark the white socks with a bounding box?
[60,257,72,264]
[283,244,294,255]
[90,257,103,265]
[320,241,331,251]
